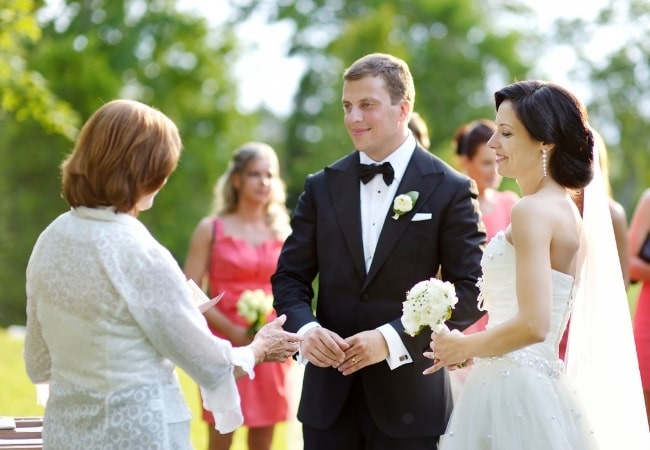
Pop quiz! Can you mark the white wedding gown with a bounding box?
[439,231,598,449]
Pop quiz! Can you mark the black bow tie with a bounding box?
[356,162,395,185]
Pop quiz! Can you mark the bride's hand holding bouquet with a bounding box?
[422,326,471,375]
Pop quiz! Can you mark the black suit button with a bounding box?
[361,293,370,302]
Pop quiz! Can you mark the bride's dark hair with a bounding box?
[494,80,594,190]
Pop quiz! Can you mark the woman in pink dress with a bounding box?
[630,187,650,426]
[454,119,519,321]
[184,142,293,450]
[448,119,519,392]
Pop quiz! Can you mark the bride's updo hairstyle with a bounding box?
[494,80,594,190]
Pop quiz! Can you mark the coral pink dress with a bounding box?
[449,190,519,393]
[634,282,650,388]
[201,219,293,428]
[463,190,518,334]
[481,190,519,241]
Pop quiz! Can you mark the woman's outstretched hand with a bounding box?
[423,327,472,375]
[248,314,302,363]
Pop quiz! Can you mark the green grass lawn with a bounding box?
[0,327,303,450]
[629,282,641,315]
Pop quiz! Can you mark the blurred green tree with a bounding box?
[4,0,649,326]
[535,0,650,212]
[0,0,80,138]
[0,0,260,325]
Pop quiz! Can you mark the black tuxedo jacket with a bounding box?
[272,145,486,438]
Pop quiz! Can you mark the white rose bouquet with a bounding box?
[237,289,274,336]
[401,277,458,336]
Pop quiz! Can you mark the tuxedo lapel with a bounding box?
[325,154,366,280]
[364,148,444,289]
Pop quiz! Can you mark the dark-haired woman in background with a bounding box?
[454,119,519,243]
[449,119,519,392]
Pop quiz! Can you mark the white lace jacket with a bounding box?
[24,207,253,449]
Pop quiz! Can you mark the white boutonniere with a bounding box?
[392,191,419,220]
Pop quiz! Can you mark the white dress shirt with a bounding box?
[297,133,416,369]
[359,134,415,369]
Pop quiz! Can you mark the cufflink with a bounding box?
[399,355,408,362]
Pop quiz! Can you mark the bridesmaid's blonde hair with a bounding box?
[211,142,291,240]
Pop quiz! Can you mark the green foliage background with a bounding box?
[0,0,262,324]
[1,0,650,326]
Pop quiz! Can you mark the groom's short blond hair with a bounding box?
[343,53,415,107]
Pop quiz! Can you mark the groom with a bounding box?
[272,53,486,449]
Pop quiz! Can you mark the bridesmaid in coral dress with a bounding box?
[184,142,293,450]
[630,188,650,426]
[454,119,519,243]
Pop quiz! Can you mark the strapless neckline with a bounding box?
[494,230,574,282]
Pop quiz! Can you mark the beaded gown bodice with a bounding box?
[477,231,575,376]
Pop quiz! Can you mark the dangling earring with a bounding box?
[542,148,548,177]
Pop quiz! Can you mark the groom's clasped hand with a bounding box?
[300,327,389,375]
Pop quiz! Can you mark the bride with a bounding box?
[425,80,649,449]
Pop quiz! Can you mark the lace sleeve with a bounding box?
[112,241,252,432]
[24,238,51,385]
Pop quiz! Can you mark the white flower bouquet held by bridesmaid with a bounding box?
[237,289,274,336]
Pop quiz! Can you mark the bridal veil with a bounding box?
[565,135,649,448]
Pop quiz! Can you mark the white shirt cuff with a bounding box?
[200,346,255,434]
[231,346,256,379]
[200,375,243,433]
[35,383,49,406]
[377,324,412,369]
[295,321,321,365]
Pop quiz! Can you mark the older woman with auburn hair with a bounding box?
[24,99,300,450]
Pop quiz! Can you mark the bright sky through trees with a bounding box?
[179,0,615,116]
